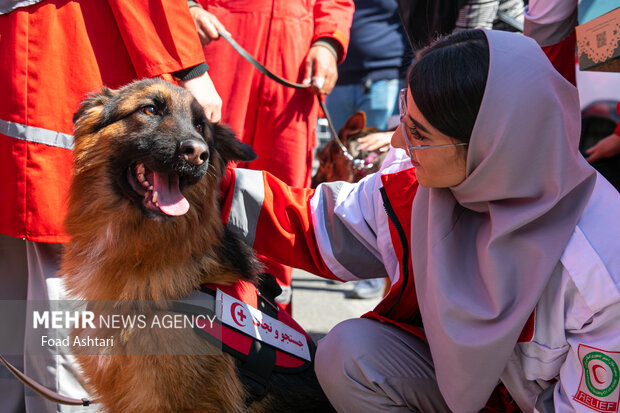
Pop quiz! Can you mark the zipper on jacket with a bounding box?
[379,187,409,317]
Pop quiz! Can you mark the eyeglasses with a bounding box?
[399,88,467,156]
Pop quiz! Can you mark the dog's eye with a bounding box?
[195,123,203,134]
[141,106,158,116]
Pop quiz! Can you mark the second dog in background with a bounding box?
[312,112,389,188]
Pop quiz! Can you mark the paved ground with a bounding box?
[290,268,383,342]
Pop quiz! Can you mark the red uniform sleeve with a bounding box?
[221,168,338,280]
[312,0,355,63]
[615,103,620,136]
[540,31,577,86]
[106,0,205,78]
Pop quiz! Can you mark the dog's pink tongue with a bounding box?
[152,172,189,216]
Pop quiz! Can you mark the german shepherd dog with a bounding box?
[311,111,388,188]
[61,79,332,412]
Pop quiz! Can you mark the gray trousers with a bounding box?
[0,234,98,413]
[315,318,451,413]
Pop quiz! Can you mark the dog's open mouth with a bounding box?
[127,162,190,216]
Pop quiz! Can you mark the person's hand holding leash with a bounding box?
[179,71,222,123]
[303,44,338,95]
[189,7,230,46]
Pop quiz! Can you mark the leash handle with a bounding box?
[217,30,371,169]
[0,355,96,407]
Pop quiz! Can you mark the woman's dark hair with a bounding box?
[408,29,489,143]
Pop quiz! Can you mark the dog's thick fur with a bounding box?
[311,112,388,188]
[62,79,331,412]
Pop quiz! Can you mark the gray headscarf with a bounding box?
[411,29,597,412]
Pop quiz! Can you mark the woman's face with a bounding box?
[391,88,468,188]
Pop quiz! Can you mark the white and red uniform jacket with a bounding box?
[221,149,620,412]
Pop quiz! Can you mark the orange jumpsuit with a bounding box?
[0,0,205,243]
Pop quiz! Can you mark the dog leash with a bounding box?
[0,355,95,406]
[217,30,376,171]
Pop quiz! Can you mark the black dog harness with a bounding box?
[172,278,315,405]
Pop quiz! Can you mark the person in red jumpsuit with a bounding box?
[0,1,220,411]
[189,0,354,313]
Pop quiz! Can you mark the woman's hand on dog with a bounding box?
[356,132,393,152]
[179,72,223,123]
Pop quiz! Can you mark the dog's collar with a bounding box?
[352,151,381,179]
[351,157,371,171]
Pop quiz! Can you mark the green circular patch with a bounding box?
[583,351,620,398]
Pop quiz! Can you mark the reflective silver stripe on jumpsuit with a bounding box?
[0,119,74,150]
[0,0,43,14]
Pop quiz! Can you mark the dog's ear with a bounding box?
[213,123,257,163]
[339,111,367,141]
[73,87,116,134]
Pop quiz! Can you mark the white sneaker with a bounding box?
[347,279,385,299]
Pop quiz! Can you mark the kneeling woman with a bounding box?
[221,29,620,412]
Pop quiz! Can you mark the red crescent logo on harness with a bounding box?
[230,302,247,327]
[593,364,607,385]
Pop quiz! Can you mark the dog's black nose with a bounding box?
[179,139,209,166]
